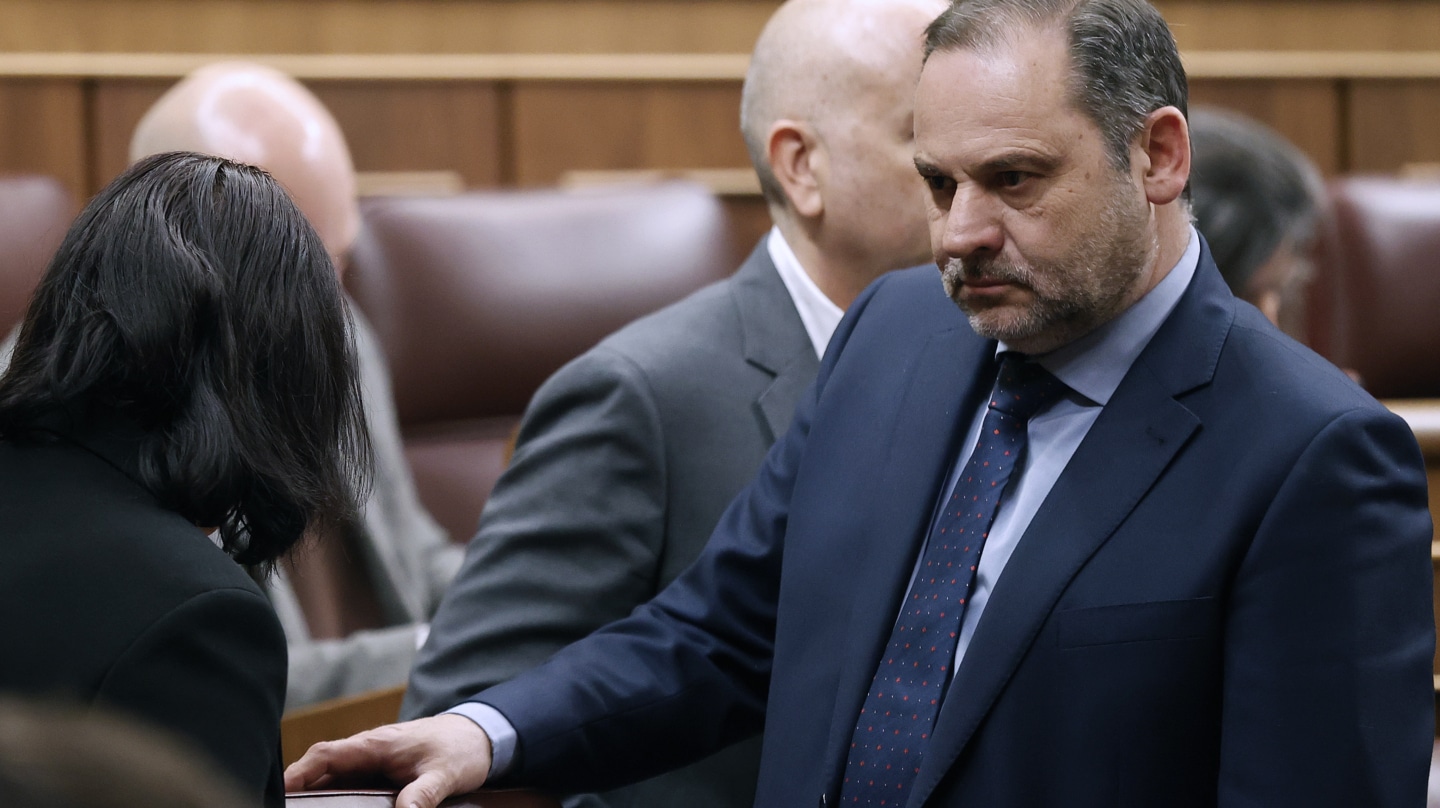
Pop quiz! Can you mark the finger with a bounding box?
[284,743,336,790]
[394,769,457,808]
[284,733,384,789]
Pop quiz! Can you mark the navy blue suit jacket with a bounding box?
[478,246,1435,807]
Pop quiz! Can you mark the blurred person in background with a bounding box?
[131,61,462,710]
[0,698,251,808]
[0,151,370,806]
[1188,105,1325,326]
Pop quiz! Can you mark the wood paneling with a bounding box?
[12,51,1440,82]
[511,81,747,186]
[3,1,1439,56]
[723,196,773,255]
[0,0,779,55]
[0,80,87,199]
[1157,1,1440,52]
[89,79,169,191]
[20,51,1440,202]
[1347,80,1440,174]
[1190,78,1343,174]
[312,82,504,189]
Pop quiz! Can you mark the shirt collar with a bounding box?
[999,225,1200,406]
[767,227,845,360]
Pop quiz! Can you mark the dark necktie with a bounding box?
[838,353,1066,806]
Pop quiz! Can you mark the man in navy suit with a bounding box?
[288,1,1434,805]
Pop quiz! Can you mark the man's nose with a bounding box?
[938,191,1004,261]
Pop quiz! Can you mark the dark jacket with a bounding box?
[0,419,287,806]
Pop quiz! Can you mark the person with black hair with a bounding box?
[1188,105,1325,325]
[0,150,371,808]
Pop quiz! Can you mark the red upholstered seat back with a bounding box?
[344,182,736,541]
[0,176,75,336]
[1307,177,1440,399]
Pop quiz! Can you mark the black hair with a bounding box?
[0,151,371,571]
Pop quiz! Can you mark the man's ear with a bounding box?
[768,119,825,218]
[1136,106,1190,206]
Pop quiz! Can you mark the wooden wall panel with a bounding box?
[0,80,87,200]
[311,82,504,189]
[510,81,747,186]
[1347,80,1440,174]
[1189,78,1343,174]
[89,79,170,193]
[2,0,1438,56]
[722,196,772,255]
[0,0,779,55]
[1157,1,1440,52]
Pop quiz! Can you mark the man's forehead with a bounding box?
[917,41,1074,126]
[913,41,1105,178]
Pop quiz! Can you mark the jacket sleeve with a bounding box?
[402,345,672,719]
[1218,406,1435,807]
[350,305,459,621]
[97,586,288,807]
[462,277,887,793]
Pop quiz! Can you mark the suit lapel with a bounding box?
[730,241,821,442]
[907,249,1236,805]
[817,327,998,797]
[908,363,1199,804]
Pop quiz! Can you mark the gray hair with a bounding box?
[924,0,1188,171]
[1188,106,1324,294]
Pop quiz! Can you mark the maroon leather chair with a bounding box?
[1307,176,1440,399]
[344,182,736,542]
[0,175,75,335]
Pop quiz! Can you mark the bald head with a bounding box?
[740,0,944,207]
[131,62,359,262]
[739,0,944,307]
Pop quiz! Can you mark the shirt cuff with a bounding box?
[444,702,517,778]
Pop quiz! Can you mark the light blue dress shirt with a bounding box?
[456,227,1203,777]
[944,228,1199,672]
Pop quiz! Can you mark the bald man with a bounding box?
[400,1,943,806]
[131,62,462,710]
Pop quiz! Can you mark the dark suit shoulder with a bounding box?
[821,265,967,367]
[856,264,957,322]
[1212,305,1385,423]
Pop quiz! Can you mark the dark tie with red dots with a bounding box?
[838,353,1066,806]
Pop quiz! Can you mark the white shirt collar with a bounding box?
[767,227,845,360]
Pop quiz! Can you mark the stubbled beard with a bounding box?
[939,183,1155,352]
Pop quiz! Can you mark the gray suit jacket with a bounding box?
[404,243,817,808]
[271,304,463,709]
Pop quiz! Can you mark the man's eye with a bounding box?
[997,171,1027,188]
[923,175,953,192]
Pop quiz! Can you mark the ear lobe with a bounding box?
[1138,106,1190,206]
[767,120,825,218]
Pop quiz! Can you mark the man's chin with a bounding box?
[962,307,1040,344]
